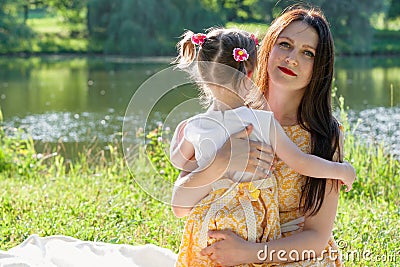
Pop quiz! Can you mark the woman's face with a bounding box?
[267,21,318,93]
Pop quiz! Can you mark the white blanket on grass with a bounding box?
[0,235,177,267]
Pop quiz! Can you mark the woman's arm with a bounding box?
[171,124,275,217]
[270,119,356,190]
[201,179,340,264]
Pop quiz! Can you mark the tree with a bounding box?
[253,0,385,54]
[314,0,384,54]
[201,0,276,22]
[388,0,400,20]
[0,0,35,53]
[88,0,224,56]
[22,0,44,23]
[47,0,88,37]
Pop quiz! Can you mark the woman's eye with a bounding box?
[304,50,315,57]
[279,42,290,48]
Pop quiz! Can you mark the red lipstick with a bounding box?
[278,66,297,76]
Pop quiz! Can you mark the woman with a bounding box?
[171,6,345,266]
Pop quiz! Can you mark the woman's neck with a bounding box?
[266,85,303,126]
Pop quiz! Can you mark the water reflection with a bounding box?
[5,111,121,143]
[335,56,400,109]
[0,55,399,158]
[344,107,400,159]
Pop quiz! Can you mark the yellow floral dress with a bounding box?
[271,125,344,267]
[175,176,281,267]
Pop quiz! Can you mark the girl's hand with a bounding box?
[341,161,356,192]
[216,124,275,178]
[200,230,262,266]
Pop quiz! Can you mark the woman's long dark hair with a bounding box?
[256,6,341,216]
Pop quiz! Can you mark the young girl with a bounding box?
[170,28,355,266]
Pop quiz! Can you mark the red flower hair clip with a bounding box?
[250,34,259,47]
[233,48,249,62]
[191,33,207,46]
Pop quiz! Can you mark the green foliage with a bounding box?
[25,15,89,53]
[1,0,400,55]
[387,0,400,20]
[213,0,387,54]
[0,127,44,177]
[0,0,35,53]
[333,95,400,266]
[337,95,400,203]
[226,21,269,38]
[201,0,278,22]
[88,0,224,56]
[0,144,184,250]
[268,0,385,54]
[372,29,400,54]
[322,0,382,54]
[140,124,180,184]
[44,0,88,37]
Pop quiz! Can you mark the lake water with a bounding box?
[0,55,399,158]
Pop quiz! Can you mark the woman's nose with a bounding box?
[285,53,298,66]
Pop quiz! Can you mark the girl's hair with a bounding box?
[256,6,341,216]
[174,28,258,107]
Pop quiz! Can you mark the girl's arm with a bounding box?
[269,118,355,189]
[169,121,198,172]
[170,124,274,217]
[170,120,212,218]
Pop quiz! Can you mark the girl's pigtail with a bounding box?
[174,30,196,69]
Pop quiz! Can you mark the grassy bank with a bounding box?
[0,128,185,250]
[0,102,399,266]
[24,15,92,54]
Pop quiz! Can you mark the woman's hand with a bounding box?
[200,230,262,266]
[217,124,275,178]
[170,124,275,217]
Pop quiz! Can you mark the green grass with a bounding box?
[335,198,399,266]
[23,14,90,54]
[27,17,67,34]
[0,161,185,250]
[0,100,399,266]
[0,133,185,250]
[332,96,400,266]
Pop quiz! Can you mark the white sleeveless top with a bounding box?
[184,106,274,182]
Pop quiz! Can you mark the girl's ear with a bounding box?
[247,70,254,78]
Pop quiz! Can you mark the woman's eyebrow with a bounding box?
[278,36,316,50]
[277,36,293,42]
[303,44,316,51]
